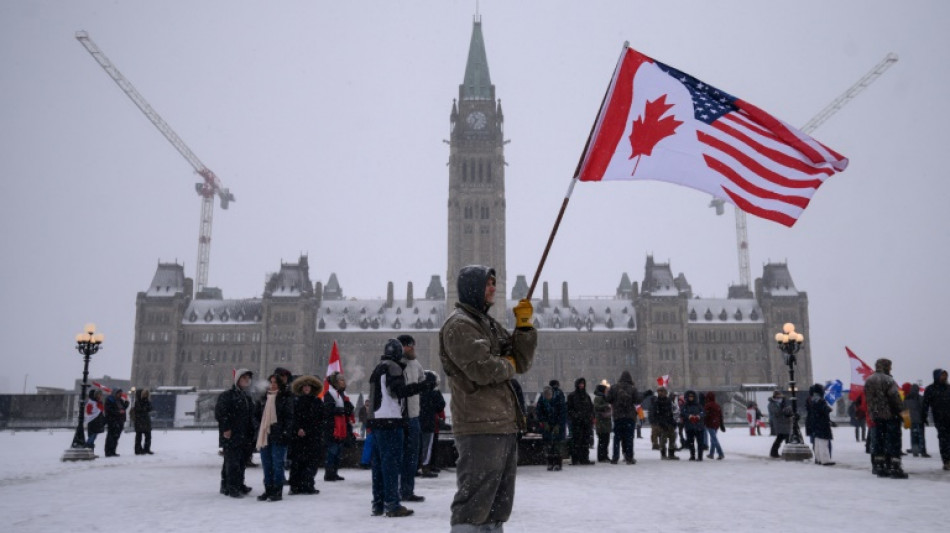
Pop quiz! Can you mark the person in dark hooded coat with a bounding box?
[438,265,537,531]
[605,370,640,464]
[566,377,594,465]
[681,390,705,461]
[922,368,950,470]
[288,375,324,495]
[215,368,255,498]
[805,383,834,466]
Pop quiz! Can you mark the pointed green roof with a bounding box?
[460,20,494,101]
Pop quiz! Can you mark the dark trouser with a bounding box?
[909,423,927,454]
[685,428,704,459]
[372,426,405,513]
[401,417,421,498]
[325,441,343,477]
[854,421,867,441]
[656,426,675,454]
[937,423,950,463]
[612,418,635,461]
[221,445,247,492]
[770,433,789,457]
[134,430,151,454]
[451,433,518,528]
[288,445,319,490]
[871,418,902,459]
[570,421,592,464]
[105,423,123,456]
[596,431,611,461]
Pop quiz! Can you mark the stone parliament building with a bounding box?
[131,18,812,398]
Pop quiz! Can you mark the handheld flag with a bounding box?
[576,45,849,227]
[656,375,670,388]
[318,341,343,399]
[846,347,874,401]
[824,379,843,406]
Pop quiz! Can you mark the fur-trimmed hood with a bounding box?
[290,375,323,397]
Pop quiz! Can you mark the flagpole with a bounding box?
[526,42,629,300]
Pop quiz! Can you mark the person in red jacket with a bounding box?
[704,392,725,460]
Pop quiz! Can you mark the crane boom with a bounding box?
[715,53,898,291]
[75,30,234,293]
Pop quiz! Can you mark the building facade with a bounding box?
[130,18,812,397]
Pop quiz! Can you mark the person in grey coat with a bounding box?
[768,390,792,458]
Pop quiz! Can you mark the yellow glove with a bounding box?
[513,298,533,329]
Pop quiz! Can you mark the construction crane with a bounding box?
[75,30,234,294]
[711,52,899,291]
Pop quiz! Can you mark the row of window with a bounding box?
[463,205,491,220]
[460,158,493,183]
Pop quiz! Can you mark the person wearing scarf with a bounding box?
[256,374,294,501]
[323,372,354,482]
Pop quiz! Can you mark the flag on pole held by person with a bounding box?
[318,341,343,399]
[824,379,843,406]
[576,46,849,227]
[846,346,874,401]
[656,375,670,388]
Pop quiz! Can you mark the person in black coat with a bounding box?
[419,371,446,477]
[566,377,595,465]
[215,368,256,498]
[288,375,324,495]
[922,368,950,470]
[651,386,679,460]
[132,388,153,455]
[103,388,129,457]
[805,383,835,466]
[255,373,295,501]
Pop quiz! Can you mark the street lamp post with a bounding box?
[774,322,813,461]
[62,323,103,461]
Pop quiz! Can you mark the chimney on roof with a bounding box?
[386,281,394,308]
[407,281,414,308]
[562,282,570,307]
[542,281,550,309]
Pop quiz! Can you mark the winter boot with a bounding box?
[258,485,272,501]
[269,485,283,501]
[888,458,909,479]
[660,448,667,460]
[872,456,887,477]
[667,447,680,460]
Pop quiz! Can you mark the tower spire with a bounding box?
[460,17,493,101]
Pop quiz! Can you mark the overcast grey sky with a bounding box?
[1,1,947,393]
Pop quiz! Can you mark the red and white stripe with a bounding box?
[577,46,848,227]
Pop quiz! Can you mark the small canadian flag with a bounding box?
[318,341,343,399]
[656,375,670,388]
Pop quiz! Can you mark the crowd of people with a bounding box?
[211,349,450,506]
[80,264,950,531]
[82,386,153,457]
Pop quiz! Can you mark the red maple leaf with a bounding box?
[629,94,683,175]
[856,363,873,380]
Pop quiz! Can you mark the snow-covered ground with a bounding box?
[0,426,945,532]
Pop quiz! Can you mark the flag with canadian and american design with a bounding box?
[577,46,849,227]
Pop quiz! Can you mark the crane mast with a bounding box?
[75,30,234,293]
[713,53,898,291]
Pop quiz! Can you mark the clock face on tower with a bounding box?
[466,111,487,130]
